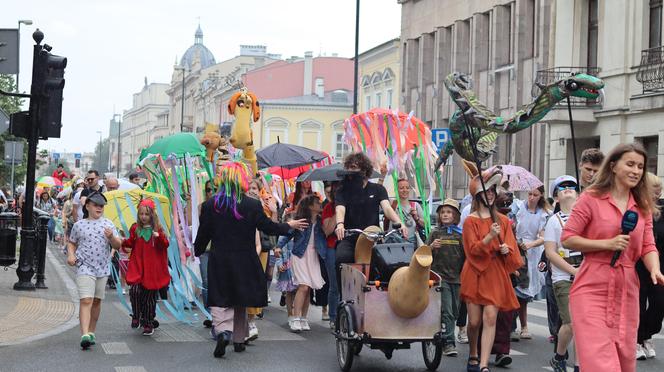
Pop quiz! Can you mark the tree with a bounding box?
[0,74,27,193]
[92,138,110,174]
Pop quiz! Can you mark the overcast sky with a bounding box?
[3,0,401,153]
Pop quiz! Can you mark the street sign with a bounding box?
[0,29,19,74]
[3,140,23,165]
[52,152,60,160]
[74,153,81,159]
[431,128,452,151]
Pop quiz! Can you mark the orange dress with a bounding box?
[460,214,523,311]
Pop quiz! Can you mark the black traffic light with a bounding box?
[36,45,67,139]
[75,158,80,168]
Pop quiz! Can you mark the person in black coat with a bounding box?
[194,162,307,358]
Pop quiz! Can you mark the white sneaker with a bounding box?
[644,339,656,359]
[267,294,272,303]
[290,318,302,333]
[287,316,296,327]
[247,321,258,341]
[457,327,468,344]
[637,344,647,360]
[300,318,311,331]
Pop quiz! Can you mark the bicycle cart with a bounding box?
[334,228,443,371]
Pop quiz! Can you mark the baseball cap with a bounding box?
[75,178,84,186]
[551,175,578,197]
[86,191,107,206]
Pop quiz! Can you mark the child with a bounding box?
[67,191,122,350]
[275,219,298,329]
[279,195,327,333]
[543,176,580,372]
[427,199,464,357]
[121,198,170,336]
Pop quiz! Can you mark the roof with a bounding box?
[180,25,216,70]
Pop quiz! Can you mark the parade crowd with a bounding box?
[13,142,664,372]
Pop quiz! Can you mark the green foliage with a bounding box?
[92,138,110,173]
[0,75,26,193]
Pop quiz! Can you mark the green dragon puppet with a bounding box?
[435,72,604,169]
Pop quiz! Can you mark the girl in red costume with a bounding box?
[122,199,171,336]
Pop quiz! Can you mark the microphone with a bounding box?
[611,210,638,267]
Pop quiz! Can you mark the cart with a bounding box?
[334,229,443,371]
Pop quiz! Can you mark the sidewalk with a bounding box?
[0,241,78,346]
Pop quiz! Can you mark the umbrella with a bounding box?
[488,164,543,191]
[297,163,382,182]
[104,188,172,234]
[256,142,329,169]
[36,176,63,188]
[137,133,206,162]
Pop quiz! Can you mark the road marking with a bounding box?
[541,366,576,371]
[102,342,132,354]
[510,349,527,356]
[115,367,147,372]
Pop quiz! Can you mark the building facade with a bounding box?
[243,52,354,158]
[358,38,401,112]
[118,82,170,175]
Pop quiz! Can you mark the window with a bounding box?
[365,95,372,110]
[387,89,393,109]
[650,0,662,49]
[263,119,290,147]
[637,136,659,174]
[334,132,349,160]
[588,0,599,67]
[297,120,322,149]
[376,92,382,108]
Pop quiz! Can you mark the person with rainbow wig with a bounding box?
[194,162,308,359]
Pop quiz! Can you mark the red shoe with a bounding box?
[142,325,154,336]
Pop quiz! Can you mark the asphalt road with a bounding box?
[0,250,663,372]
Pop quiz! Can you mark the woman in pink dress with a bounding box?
[561,143,664,372]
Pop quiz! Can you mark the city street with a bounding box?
[0,243,663,372]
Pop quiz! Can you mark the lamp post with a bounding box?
[174,66,186,132]
[113,113,121,177]
[96,131,102,172]
[16,19,33,93]
[352,0,360,114]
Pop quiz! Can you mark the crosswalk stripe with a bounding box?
[102,342,132,354]
[114,367,147,372]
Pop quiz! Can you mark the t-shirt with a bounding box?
[73,189,84,220]
[69,217,118,277]
[543,211,581,283]
[335,181,389,231]
[51,170,69,182]
[387,201,423,241]
[321,202,337,248]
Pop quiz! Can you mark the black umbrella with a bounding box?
[256,142,328,169]
[296,163,382,182]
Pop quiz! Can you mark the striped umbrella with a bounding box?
[36,176,63,188]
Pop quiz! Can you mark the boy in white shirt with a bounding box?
[544,175,581,372]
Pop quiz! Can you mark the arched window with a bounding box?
[263,118,290,147]
[331,121,350,160]
[297,120,322,149]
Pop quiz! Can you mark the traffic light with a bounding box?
[36,45,67,139]
[75,158,80,168]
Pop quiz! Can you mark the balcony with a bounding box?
[532,66,602,108]
[636,46,664,94]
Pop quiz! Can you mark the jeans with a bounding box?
[335,236,357,300]
[199,252,210,309]
[441,282,461,346]
[47,218,55,241]
[323,248,339,320]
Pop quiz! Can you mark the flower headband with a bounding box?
[139,198,156,210]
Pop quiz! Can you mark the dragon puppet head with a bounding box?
[554,73,604,100]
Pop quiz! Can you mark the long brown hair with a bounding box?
[294,194,320,221]
[587,142,654,215]
[137,204,162,232]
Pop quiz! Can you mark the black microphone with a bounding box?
[611,210,638,267]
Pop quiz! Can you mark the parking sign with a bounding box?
[431,128,452,151]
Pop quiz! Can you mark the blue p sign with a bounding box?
[431,128,451,151]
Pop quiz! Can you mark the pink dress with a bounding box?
[291,224,325,290]
[561,192,658,372]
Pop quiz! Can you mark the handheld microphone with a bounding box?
[611,210,638,267]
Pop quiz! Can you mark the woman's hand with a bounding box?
[288,219,309,231]
[489,223,501,238]
[651,269,664,286]
[607,234,630,252]
[335,223,345,241]
[499,243,510,255]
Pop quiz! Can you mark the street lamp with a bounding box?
[96,131,102,172]
[113,113,121,177]
[174,66,186,132]
[16,19,33,93]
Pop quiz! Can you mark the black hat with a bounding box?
[86,192,107,206]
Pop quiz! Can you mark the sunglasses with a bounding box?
[557,185,577,192]
[86,178,96,182]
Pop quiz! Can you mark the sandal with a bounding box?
[467,356,480,372]
[520,328,532,339]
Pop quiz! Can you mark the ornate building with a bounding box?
[358,38,401,113]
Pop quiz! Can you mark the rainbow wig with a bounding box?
[213,161,251,219]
